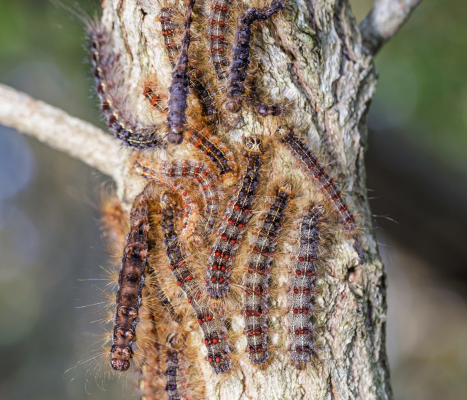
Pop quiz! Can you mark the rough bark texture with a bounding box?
[98,0,390,398]
[0,0,428,397]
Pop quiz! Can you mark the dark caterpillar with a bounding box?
[167,0,196,144]
[160,7,180,67]
[185,129,234,175]
[189,68,219,120]
[88,22,164,149]
[288,203,326,364]
[110,192,150,371]
[159,193,231,374]
[275,127,357,233]
[208,0,233,80]
[165,349,181,400]
[243,183,292,364]
[206,136,263,298]
[225,0,286,113]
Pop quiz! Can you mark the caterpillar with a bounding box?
[134,159,222,234]
[208,0,233,81]
[88,22,165,149]
[165,349,181,400]
[143,81,168,113]
[243,183,292,364]
[206,136,264,298]
[189,68,219,120]
[185,129,235,176]
[167,0,196,144]
[275,127,357,234]
[159,193,231,374]
[110,192,150,371]
[225,0,286,113]
[287,202,327,364]
[160,7,181,68]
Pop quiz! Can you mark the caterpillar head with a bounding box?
[243,136,263,154]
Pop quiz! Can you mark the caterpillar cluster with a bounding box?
[88,0,287,150]
[243,183,292,364]
[85,0,366,396]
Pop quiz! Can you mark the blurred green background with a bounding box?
[0,0,466,399]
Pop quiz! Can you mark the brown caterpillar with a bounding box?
[287,202,328,364]
[134,159,222,234]
[206,136,264,298]
[88,22,165,149]
[243,183,292,364]
[110,192,150,371]
[276,127,357,234]
[159,193,231,374]
[225,0,286,113]
[185,129,235,176]
[167,0,196,144]
[160,7,181,67]
[143,81,168,113]
[189,69,219,120]
[165,349,181,400]
[208,0,233,81]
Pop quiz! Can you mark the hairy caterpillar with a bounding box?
[159,193,231,374]
[167,0,196,144]
[110,192,150,371]
[243,183,292,364]
[143,81,168,113]
[287,202,328,364]
[134,159,222,234]
[160,7,181,68]
[275,127,357,233]
[206,136,264,298]
[185,129,235,176]
[208,0,234,81]
[88,22,165,149]
[189,69,219,120]
[225,0,286,113]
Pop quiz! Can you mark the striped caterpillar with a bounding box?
[165,349,181,400]
[185,129,235,176]
[134,159,222,233]
[225,0,286,113]
[275,127,357,234]
[88,22,165,149]
[243,183,292,364]
[159,193,231,374]
[206,136,264,298]
[167,0,196,144]
[160,7,181,67]
[110,192,150,371]
[208,0,233,81]
[143,81,168,113]
[287,202,328,364]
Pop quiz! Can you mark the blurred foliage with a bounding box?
[351,0,467,172]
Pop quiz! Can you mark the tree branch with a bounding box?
[0,83,122,179]
[360,0,424,55]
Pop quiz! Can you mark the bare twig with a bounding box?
[0,83,122,179]
[360,0,424,55]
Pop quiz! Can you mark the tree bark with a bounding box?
[0,0,424,398]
